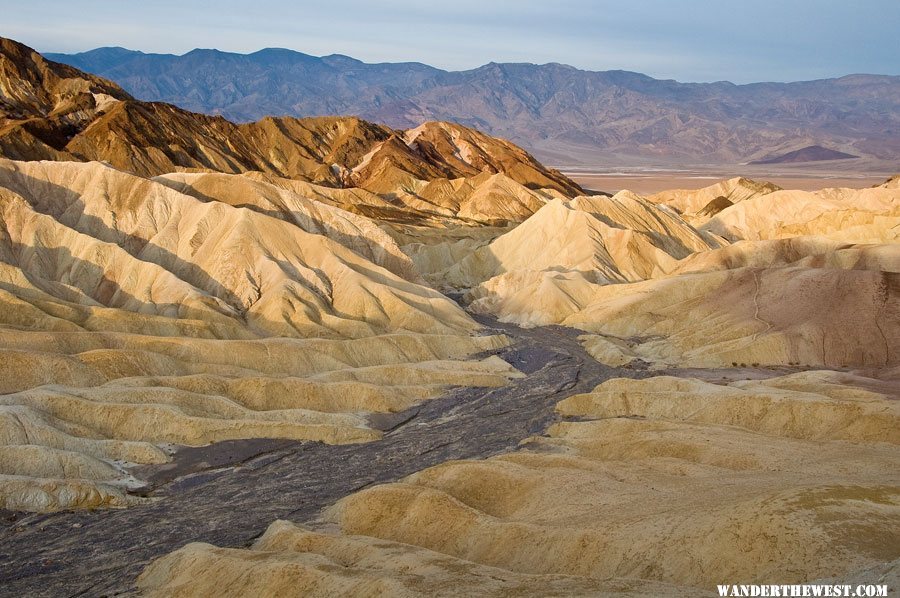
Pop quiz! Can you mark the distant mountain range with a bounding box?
[0,37,579,206]
[45,46,900,168]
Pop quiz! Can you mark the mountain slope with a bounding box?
[0,37,580,200]
[46,45,900,166]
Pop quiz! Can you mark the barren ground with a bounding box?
[0,315,641,596]
[568,172,889,195]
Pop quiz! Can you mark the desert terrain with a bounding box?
[45,46,900,173]
[0,36,898,597]
[567,170,893,196]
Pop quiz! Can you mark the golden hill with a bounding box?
[0,158,521,511]
[139,370,900,595]
[0,37,580,211]
[437,180,900,367]
[702,183,900,243]
[649,176,781,223]
[429,191,722,294]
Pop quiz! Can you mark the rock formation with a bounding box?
[45,45,900,168]
[1,37,580,201]
[0,158,522,511]
[139,371,900,594]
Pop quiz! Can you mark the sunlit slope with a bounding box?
[0,158,519,511]
[140,371,900,594]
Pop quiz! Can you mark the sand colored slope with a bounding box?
[0,159,475,338]
[577,333,638,367]
[137,520,703,597]
[483,265,898,368]
[702,184,900,243]
[393,171,562,225]
[324,372,900,587]
[434,172,558,223]
[0,313,514,511]
[239,171,429,225]
[0,327,510,385]
[437,191,731,327]
[0,274,513,508]
[585,266,898,368]
[667,236,900,276]
[881,174,900,189]
[450,180,898,365]
[0,157,528,511]
[143,371,899,593]
[649,177,781,221]
[568,191,723,253]
[438,192,720,292]
[153,171,420,282]
[393,223,512,289]
[557,372,900,443]
[466,269,606,328]
[0,331,514,514]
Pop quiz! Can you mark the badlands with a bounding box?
[1,37,898,597]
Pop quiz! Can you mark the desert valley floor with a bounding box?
[566,171,893,196]
[0,37,898,597]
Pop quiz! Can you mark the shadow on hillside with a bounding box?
[0,164,248,310]
[0,164,479,338]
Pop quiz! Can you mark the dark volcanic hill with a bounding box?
[46,46,900,167]
[0,37,579,195]
[750,144,859,165]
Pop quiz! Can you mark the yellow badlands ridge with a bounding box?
[139,371,900,595]
[0,158,521,511]
[444,179,899,368]
[136,173,898,595]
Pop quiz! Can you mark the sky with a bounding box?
[2,0,898,83]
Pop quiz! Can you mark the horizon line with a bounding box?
[41,42,900,87]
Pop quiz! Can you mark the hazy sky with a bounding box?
[4,0,898,83]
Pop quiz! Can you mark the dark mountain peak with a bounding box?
[44,46,145,66]
[472,61,504,72]
[750,145,859,164]
[69,46,142,58]
[321,53,364,67]
[183,47,230,57]
[541,62,581,72]
[833,73,900,85]
[249,47,320,64]
[599,69,670,86]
